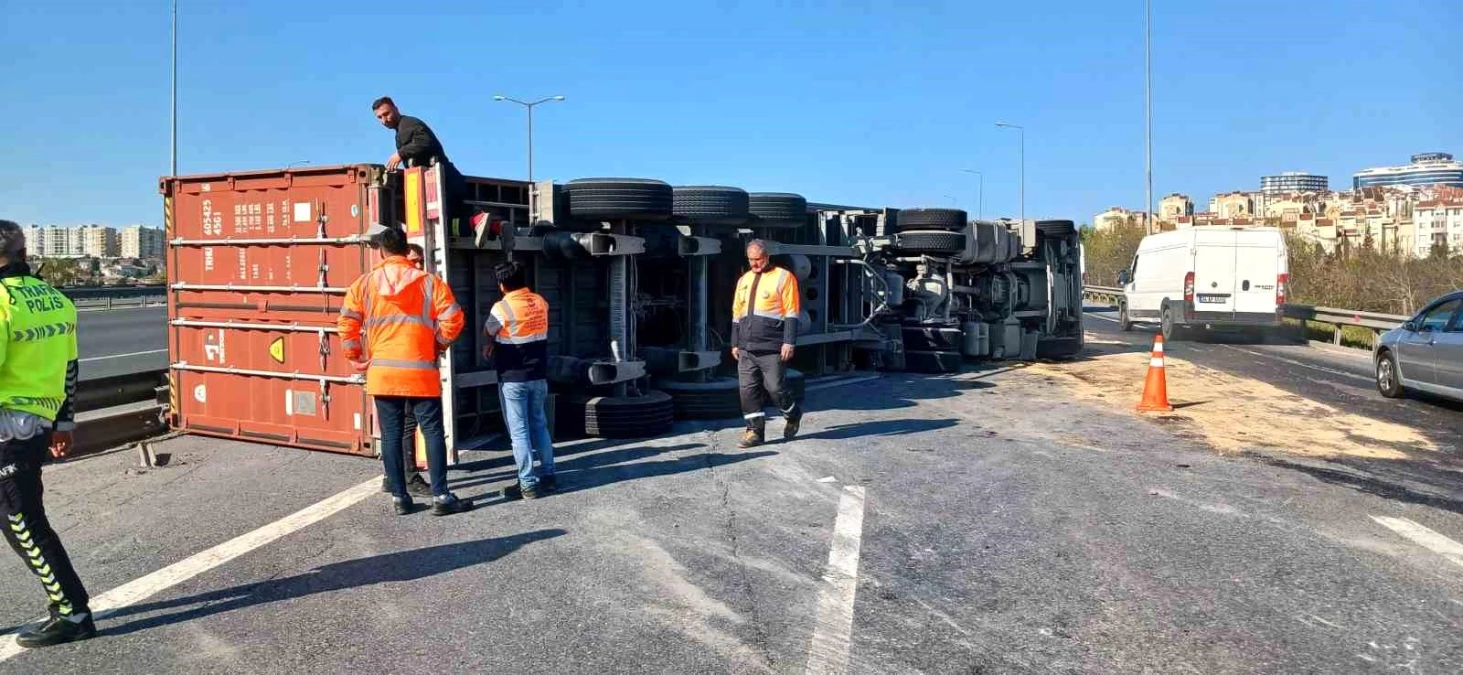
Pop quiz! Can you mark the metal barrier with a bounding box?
[61,285,167,310]
[1082,286,1407,347]
[72,368,168,457]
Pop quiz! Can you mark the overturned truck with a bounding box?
[161,163,1083,458]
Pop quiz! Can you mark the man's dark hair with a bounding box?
[374,226,409,256]
[371,96,395,111]
[494,261,527,292]
[0,220,25,261]
[407,243,425,257]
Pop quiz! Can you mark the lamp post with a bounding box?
[1145,0,1154,233]
[492,95,566,183]
[943,194,958,207]
[170,0,178,176]
[961,169,984,220]
[994,123,1024,224]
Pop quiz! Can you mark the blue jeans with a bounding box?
[376,396,449,498]
[499,379,555,488]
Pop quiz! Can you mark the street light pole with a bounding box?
[493,95,566,183]
[1145,0,1153,233]
[943,194,958,206]
[994,123,1025,224]
[170,0,178,176]
[961,169,984,220]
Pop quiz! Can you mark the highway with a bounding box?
[76,306,166,381]
[5,311,1463,672]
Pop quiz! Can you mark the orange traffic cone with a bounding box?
[1136,334,1174,412]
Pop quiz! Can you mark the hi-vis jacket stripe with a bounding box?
[483,289,550,382]
[338,255,463,397]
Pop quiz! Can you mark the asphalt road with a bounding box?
[3,347,1462,673]
[76,306,166,381]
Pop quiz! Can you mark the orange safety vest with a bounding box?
[730,266,800,352]
[484,288,550,382]
[338,255,464,397]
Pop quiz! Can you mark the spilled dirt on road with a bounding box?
[1023,333,1436,460]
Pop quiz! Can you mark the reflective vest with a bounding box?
[338,256,464,397]
[730,266,800,353]
[0,276,78,421]
[484,288,549,383]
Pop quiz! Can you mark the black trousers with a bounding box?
[401,406,422,479]
[738,351,799,436]
[0,432,90,618]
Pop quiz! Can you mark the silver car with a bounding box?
[1375,290,1463,402]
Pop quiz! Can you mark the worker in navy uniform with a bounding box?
[729,239,804,448]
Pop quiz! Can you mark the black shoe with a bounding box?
[502,483,522,501]
[17,614,96,648]
[783,414,802,441]
[540,474,559,493]
[380,476,390,493]
[431,494,474,516]
[392,496,416,516]
[405,474,433,498]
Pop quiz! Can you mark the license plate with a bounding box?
[1197,294,1228,304]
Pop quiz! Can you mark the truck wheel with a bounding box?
[672,186,750,227]
[1036,337,1083,360]
[1376,351,1405,399]
[748,192,809,229]
[903,350,962,373]
[1118,303,1133,332]
[894,230,965,255]
[657,370,805,420]
[568,390,676,438]
[565,178,674,222]
[897,208,968,232]
[1160,307,1185,342]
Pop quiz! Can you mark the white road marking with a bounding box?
[1371,516,1463,570]
[805,484,867,675]
[1222,345,1372,383]
[805,375,883,393]
[0,477,380,663]
[79,349,168,363]
[1086,312,1120,323]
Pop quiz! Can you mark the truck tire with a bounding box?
[673,186,750,226]
[562,390,675,438]
[748,193,808,229]
[1118,302,1133,331]
[1036,336,1083,360]
[902,326,963,352]
[903,350,962,374]
[895,230,966,255]
[1035,220,1077,238]
[658,370,806,420]
[897,208,968,232]
[565,178,674,222]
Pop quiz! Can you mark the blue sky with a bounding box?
[2,0,1459,227]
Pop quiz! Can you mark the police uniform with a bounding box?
[0,263,93,646]
[730,264,803,442]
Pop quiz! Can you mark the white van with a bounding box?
[1117,227,1289,340]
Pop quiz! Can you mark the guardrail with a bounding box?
[1082,285,1407,348]
[72,368,168,457]
[61,285,167,310]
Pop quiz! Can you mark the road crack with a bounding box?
[699,427,777,672]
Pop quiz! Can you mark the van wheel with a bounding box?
[1376,351,1404,399]
[1161,307,1184,342]
[1118,303,1133,332]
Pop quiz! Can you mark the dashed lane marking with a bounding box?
[0,477,380,664]
[805,485,867,675]
[1371,516,1463,570]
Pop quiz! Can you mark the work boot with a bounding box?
[521,482,543,500]
[17,614,96,648]
[783,412,802,441]
[380,476,390,493]
[502,483,522,501]
[738,429,763,449]
[405,473,432,498]
[392,496,416,516]
[540,474,559,493]
[431,493,474,517]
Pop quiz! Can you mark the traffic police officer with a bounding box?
[730,239,804,448]
[0,220,94,647]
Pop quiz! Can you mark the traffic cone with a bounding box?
[1136,334,1174,412]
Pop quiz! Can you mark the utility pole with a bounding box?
[1145,0,1153,233]
[170,0,178,176]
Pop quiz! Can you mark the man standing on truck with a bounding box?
[730,239,804,449]
[340,227,472,516]
[481,262,557,499]
[0,220,95,647]
[371,96,468,230]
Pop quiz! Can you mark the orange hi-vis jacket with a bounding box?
[338,255,464,397]
[483,288,550,383]
[730,265,800,353]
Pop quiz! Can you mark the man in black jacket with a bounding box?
[372,96,468,230]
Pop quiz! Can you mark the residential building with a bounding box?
[1209,191,1259,219]
[1414,198,1463,257]
[42,226,82,257]
[1353,152,1463,190]
[1091,207,1152,232]
[21,226,46,254]
[121,225,165,259]
[1261,172,1328,194]
[76,225,120,258]
[1159,193,1194,221]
